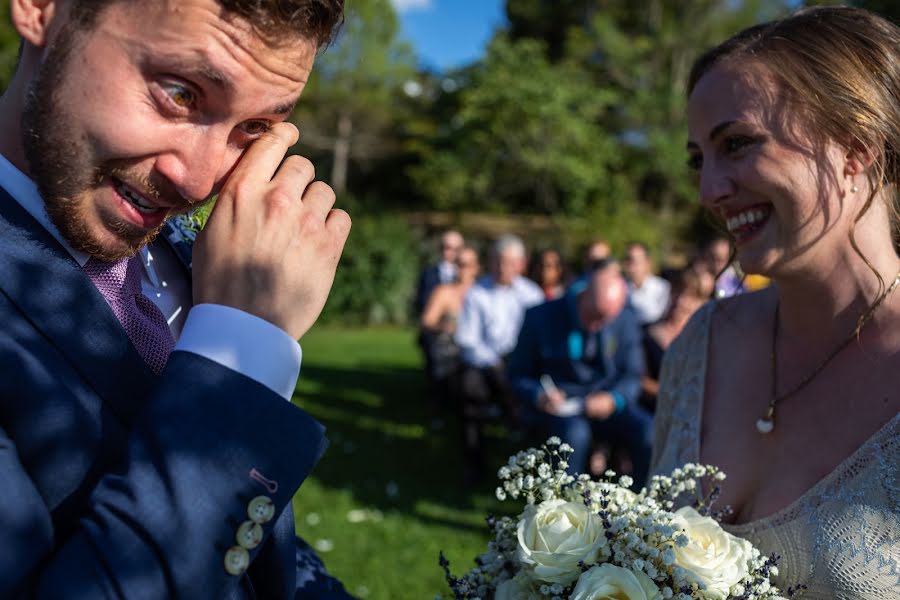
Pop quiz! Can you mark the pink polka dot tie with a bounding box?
[83,255,176,374]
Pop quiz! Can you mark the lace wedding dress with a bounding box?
[651,303,899,599]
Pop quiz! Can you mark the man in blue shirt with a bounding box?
[455,234,544,483]
[509,259,652,486]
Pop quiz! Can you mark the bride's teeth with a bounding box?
[727,208,769,233]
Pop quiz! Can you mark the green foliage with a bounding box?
[0,4,19,91]
[410,36,622,216]
[319,212,420,325]
[292,0,416,195]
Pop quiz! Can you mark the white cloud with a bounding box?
[390,0,434,13]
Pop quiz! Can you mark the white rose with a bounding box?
[571,564,662,600]
[671,507,754,599]
[516,498,608,585]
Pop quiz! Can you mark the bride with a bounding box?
[652,6,899,598]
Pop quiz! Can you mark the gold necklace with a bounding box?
[758,270,900,434]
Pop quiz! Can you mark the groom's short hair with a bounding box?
[64,0,345,48]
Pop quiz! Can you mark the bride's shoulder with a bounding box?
[706,286,775,341]
[663,287,774,384]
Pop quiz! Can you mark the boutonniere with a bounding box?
[166,211,204,245]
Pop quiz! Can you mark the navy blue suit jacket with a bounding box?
[414,264,442,316]
[0,186,332,599]
[508,295,644,411]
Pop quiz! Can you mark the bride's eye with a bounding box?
[724,135,754,154]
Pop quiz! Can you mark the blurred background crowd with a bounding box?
[414,228,767,489]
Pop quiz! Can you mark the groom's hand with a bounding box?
[192,123,352,340]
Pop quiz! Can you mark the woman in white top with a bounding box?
[652,7,899,597]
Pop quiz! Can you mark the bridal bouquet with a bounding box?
[440,438,795,600]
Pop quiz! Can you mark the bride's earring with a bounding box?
[851,184,859,193]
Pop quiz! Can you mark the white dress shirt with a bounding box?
[628,274,671,325]
[0,153,301,400]
[455,275,545,368]
[437,260,457,284]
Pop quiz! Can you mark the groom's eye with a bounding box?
[163,82,196,108]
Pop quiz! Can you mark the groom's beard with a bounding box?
[21,25,166,261]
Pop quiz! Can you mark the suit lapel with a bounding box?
[0,187,156,425]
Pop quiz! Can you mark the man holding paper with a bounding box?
[508,259,651,486]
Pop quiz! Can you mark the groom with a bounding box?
[0,0,354,598]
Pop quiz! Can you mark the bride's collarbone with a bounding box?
[701,345,899,525]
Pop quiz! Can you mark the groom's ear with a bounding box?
[11,0,60,48]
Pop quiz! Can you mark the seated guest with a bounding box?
[416,229,465,406]
[570,238,614,294]
[415,229,464,316]
[420,247,480,409]
[455,235,544,482]
[622,241,671,325]
[640,268,714,412]
[529,248,568,301]
[509,260,649,486]
[703,235,744,298]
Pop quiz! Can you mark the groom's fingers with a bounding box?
[224,123,301,199]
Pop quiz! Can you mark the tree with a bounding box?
[410,36,623,215]
[559,0,791,252]
[291,0,416,196]
[0,4,20,91]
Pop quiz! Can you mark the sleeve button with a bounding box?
[224,546,250,576]
[247,495,276,524]
[236,520,264,550]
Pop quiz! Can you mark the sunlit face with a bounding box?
[585,242,611,265]
[622,245,650,284]
[538,250,562,287]
[494,248,524,286]
[455,248,480,284]
[440,231,464,264]
[686,63,851,277]
[704,239,732,274]
[23,0,316,260]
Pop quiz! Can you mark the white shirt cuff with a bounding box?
[174,304,302,401]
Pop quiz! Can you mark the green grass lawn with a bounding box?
[290,326,518,599]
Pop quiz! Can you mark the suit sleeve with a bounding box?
[414,267,435,315]
[508,308,543,408]
[1,351,326,599]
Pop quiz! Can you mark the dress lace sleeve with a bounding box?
[650,301,715,477]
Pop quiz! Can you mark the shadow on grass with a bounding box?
[293,359,523,533]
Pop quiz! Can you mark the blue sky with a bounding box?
[390,0,507,71]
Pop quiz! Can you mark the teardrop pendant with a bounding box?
[756,417,774,434]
